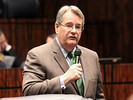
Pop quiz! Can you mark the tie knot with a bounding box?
[68,51,75,66]
[68,51,75,59]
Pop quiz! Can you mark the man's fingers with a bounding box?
[71,64,82,72]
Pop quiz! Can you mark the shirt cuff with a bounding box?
[60,75,66,89]
[5,45,11,51]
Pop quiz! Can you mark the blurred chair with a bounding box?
[0,0,39,18]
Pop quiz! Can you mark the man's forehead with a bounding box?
[62,11,82,23]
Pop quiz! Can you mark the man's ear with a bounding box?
[55,22,59,33]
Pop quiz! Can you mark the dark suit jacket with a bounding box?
[22,39,105,100]
[3,48,22,68]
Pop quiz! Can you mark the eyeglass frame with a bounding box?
[58,22,83,32]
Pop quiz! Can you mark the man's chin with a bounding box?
[68,42,77,47]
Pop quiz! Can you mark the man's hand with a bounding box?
[62,64,82,85]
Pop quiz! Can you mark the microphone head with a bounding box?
[74,48,82,57]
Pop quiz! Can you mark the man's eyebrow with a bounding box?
[65,22,73,24]
[65,22,81,25]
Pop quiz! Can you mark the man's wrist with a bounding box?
[60,75,66,89]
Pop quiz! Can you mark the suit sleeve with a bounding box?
[95,53,105,100]
[22,50,62,96]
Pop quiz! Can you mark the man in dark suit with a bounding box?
[22,5,105,99]
[0,29,22,68]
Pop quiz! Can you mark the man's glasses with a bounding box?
[59,23,82,32]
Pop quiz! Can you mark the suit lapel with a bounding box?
[79,47,92,97]
[54,50,69,73]
[52,39,69,73]
[52,39,79,93]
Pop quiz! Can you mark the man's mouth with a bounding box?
[69,36,76,40]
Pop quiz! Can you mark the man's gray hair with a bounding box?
[56,5,85,31]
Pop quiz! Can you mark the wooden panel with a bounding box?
[0,19,54,61]
[103,84,133,100]
[0,89,22,98]
[0,68,22,88]
[0,64,133,99]
[101,63,133,100]
[0,68,23,98]
[101,63,133,83]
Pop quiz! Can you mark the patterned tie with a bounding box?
[68,51,84,96]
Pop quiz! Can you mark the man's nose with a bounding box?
[71,26,77,32]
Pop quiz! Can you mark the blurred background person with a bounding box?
[0,29,22,68]
[0,49,6,68]
[46,33,56,43]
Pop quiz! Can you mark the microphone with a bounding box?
[74,48,82,64]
